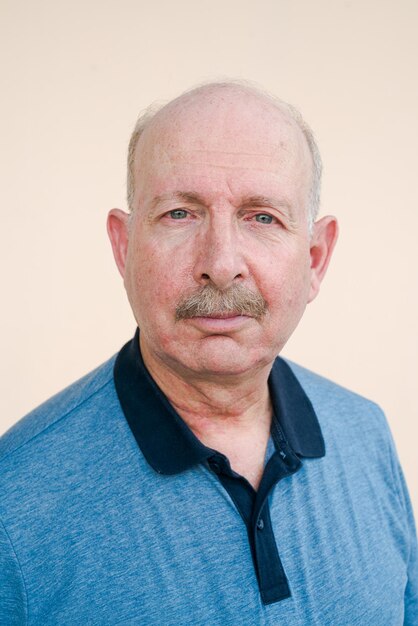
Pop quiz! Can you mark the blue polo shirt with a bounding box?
[1,331,417,624]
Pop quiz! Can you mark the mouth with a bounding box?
[184,314,252,332]
[199,312,246,319]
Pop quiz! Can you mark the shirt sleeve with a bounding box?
[0,517,27,625]
[397,465,418,626]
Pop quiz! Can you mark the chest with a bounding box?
[21,461,408,625]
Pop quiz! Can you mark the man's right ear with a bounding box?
[107,209,131,278]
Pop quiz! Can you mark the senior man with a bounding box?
[1,82,417,625]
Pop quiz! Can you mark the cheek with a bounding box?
[259,249,312,310]
[124,243,190,319]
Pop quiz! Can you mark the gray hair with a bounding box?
[126,81,322,229]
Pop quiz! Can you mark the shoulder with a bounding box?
[282,358,392,446]
[284,358,385,415]
[0,355,118,466]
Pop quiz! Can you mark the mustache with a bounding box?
[175,283,268,321]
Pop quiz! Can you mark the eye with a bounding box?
[169,209,188,219]
[254,213,273,224]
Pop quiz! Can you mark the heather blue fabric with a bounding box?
[0,355,417,625]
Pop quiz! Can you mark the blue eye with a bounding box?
[170,209,188,219]
[255,214,273,224]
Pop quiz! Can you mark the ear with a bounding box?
[308,215,339,303]
[107,209,131,278]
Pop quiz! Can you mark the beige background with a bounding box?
[1,0,417,514]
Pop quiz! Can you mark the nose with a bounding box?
[192,218,248,290]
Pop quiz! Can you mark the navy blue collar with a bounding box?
[113,329,325,474]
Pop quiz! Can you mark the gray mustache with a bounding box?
[175,284,268,321]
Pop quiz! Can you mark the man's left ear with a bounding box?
[308,216,339,303]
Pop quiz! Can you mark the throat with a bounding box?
[195,420,272,490]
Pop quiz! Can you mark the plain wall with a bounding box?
[1,0,417,515]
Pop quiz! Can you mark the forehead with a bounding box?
[133,89,312,206]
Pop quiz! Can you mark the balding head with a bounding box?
[108,80,338,378]
[126,82,322,229]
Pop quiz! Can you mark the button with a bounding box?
[257,518,264,530]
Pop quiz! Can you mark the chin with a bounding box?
[172,338,278,378]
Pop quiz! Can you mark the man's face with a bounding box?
[109,90,336,379]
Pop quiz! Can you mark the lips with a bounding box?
[185,314,252,333]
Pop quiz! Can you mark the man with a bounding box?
[1,82,417,624]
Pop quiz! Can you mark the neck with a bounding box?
[140,337,274,489]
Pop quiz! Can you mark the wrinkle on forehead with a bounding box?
[143,142,309,182]
[138,123,310,179]
[153,159,298,177]
[185,147,290,158]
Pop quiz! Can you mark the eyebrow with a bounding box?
[150,192,205,211]
[240,195,292,211]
